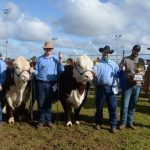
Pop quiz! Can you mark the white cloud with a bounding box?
[57,0,127,36]
[0,0,150,60]
[53,0,150,58]
[0,2,52,41]
[16,15,51,41]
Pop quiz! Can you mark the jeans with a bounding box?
[95,85,117,128]
[120,85,141,125]
[0,93,2,124]
[36,81,54,124]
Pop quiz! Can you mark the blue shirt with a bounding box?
[34,54,64,81]
[0,60,6,86]
[93,59,119,86]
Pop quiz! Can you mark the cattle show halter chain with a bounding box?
[14,69,30,79]
[75,66,92,76]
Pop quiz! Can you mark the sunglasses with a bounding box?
[44,48,53,51]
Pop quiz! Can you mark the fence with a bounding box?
[68,53,150,64]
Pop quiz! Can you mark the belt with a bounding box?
[97,84,112,88]
[36,79,56,84]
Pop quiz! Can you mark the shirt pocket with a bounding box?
[39,62,46,69]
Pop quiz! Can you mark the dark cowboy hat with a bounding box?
[99,45,114,54]
[132,44,141,52]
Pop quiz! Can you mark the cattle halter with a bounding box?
[75,66,92,76]
[14,69,30,78]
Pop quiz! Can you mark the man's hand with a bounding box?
[91,71,96,77]
[58,51,62,64]
[0,84,2,92]
[29,67,34,74]
[121,65,125,71]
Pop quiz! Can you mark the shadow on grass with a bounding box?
[84,96,122,110]
[134,122,150,129]
[135,103,150,115]
[23,110,111,130]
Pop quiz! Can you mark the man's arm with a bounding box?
[0,61,6,91]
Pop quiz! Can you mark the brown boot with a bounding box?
[37,123,43,130]
[47,123,54,128]
[95,124,101,130]
[128,124,136,130]
[110,127,117,134]
[119,124,126,130]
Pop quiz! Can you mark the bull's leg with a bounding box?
[8,106,14,124]
[59,98,69,122]
[7,97,15,124]
[74,106,82,125]
[1,97,7,114]
[18,103,26,121]
[66,102,72,126]
[59,98,72,126]
[74,88,89,125]
[60,99,72,126]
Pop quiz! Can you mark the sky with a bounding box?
[0,0,150,60]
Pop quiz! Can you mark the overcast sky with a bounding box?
[0,0,150,60]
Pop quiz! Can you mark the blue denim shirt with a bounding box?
[34,54,64,81]
[93,59,119,86]
[0,60,6,86]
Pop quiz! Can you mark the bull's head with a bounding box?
[13,56,30,82]
[73,55,93,84]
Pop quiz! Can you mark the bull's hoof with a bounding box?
[66,121,72,127]
[75,120,80,126]
[8,117,15,124]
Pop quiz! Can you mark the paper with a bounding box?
[52,83,57,92]
[134,74,143,81]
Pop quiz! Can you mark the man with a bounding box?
[119,44,145,130]
[30,41,64,129]
[66,58,74,66]
[93,45,119,133]
[0,58,6,126]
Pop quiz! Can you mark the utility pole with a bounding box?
[121,45,125,59]
[52,37,58,49]
[4,8,11,60]
[115,34,121,63]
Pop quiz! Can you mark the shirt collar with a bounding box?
[100,58,111,63]
[43,54,54,59]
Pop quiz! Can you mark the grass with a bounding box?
[0,95,149,150]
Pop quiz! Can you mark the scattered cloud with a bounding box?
[0,0,150,60]
[0,2,52,41]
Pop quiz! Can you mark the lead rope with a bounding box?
[56,80,59,124]
[29,74,34,120]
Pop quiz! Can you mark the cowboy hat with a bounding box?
[99,45,114,54]
[132,44,141,52]
[43,41,54,49]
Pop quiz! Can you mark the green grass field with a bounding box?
[0,95,149,150]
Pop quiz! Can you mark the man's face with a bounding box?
[132,49,139,58]
[102,51,110,59]
[44,48,53,55]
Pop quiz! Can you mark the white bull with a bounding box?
[3,56,30,123]
[59,55,94,126]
